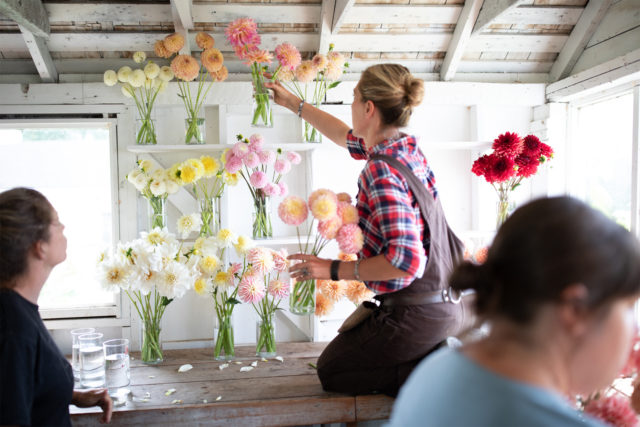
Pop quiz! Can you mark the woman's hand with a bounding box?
[72,389,113,423]
[288,253,332,281]
[263,79,300,112]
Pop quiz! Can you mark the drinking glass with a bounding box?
[70,327,95,387]
[79,332,105,388]
[103,338,130,394]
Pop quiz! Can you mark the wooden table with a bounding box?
[70,342,395,426]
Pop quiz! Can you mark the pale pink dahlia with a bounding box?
[249,170,268,189]
[232,141,249,159]
[336,224,364,254]
[278,196,308,226]
[263,182,279,197]
[317,216,343,240]
[310,194,338,222]
[295,60,316,84]
[247,247,275,273]
[275,42,301,71]
[338,202,359,225]
[258,150,276,165]
[584,394,638,427]
[312,54,328,71]
[224,155,243,174]
[274,158,291,174]
[308,189,337,209]
[268,279,290,298]
[277,182,289,197]
[286,151,302,165]
[238,273,265,304]
[272,248,289,272]
[243,151,260,169]
[248,134,264,152]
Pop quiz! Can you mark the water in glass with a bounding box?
[79,333,105,388]
[70,327,95,387]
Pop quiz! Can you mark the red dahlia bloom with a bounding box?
[492,132,523,159]
[540,142,554,158]
[584,394,638,427]
[471,154,492,177]
[488,155,516,183]
[515,154,539,178]
[522,135,542,157]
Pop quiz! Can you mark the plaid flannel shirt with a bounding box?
[347,130,437,294]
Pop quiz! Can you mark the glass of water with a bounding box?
[103,338,130,394]
[79,332,105,388]
[70,327,95,387]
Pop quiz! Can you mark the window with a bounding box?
[573,92,635,229]
[0,120,119,318]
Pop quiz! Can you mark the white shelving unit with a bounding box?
[126,143,320,154]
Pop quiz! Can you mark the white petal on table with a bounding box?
[165,388,177,396]
[275,356,284,363]
[178,364,193,372]
[250,361,258,367]
[218,363,229,370]
[239,366,254,372]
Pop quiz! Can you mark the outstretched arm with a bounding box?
[264,80,351,149]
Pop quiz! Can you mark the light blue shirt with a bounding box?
[389,348,604,427]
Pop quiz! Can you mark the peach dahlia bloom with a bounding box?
[295,60,316,84]
[345,280,374,305]
[211,65,228,82]
[171,54,200,81]
[315,292,334,317]
[154,40,171,59]
[312,54,328,71]
[275,43,301,71]
[201,48,224,73]
[318,279,346,302]
[163,33,185,54]
[196,32,215,50]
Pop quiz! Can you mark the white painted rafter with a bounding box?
[0,0,49,38]
[548,0,613,82]
[441,0,484,81]
[332,0,356,33]
[472,0,527,35]
[318,0,336,54]
[170,0,192,55]
[18,25,57,82]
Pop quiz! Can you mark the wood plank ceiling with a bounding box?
[0,0,613,84]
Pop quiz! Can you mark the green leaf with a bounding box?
[227,297,241,305]
[327,81,341,90]
[161,296,174,306]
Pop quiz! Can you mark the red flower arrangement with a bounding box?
[471,132,554,227]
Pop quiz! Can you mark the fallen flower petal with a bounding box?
[171,399,183,404]
[261,358,268,362]
[148,375,155,379]
[240,366,254,372]
[218,363,229,370]
[234,361,243,365]
[165,388,177,396]
[203,399,208,404]
[251,361,258,367]
[275,356,284,363]
[178,364,193,372]
[216,396,222,401]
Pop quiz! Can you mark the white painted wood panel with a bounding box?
[467,34,568,53]
[572,26,640,75]
[585,0,640,48]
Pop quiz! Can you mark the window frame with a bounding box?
[0,116,130,328]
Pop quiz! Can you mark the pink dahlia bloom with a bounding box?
[286,151,302,165]
[318,216,343,240]
[244,48,272,66]
[268,279,290,299]
[310,194,338,222]
[295,60,316,84]
[272,248,289,272]
[247,247,275,273]
[336,192,352,204]
[229,262,242,275]
[232,141,249,159]
[258,150,276,165]
[278,196,308,226]
[243,151,260,169]
[238,273,265,304]
[275,43,301,71]
[250,170,268,189]
[248,134,264,152]
[225,18,259,50]
[308,189,337,209]
[225,156,243,174]
[274,158,291,174]
[277,182,289,197]
[336,224,364,255]
[263,182,279,197]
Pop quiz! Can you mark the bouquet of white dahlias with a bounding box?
[127,158,180,229]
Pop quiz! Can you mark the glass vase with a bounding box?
[290,278,316,315]
[135,118,157,145]
[213,313,235,361]
[199,195,221,237]
[256,314,276,358]
[251,91,273,128]
[303,120,322,143]
[252,192,273,239]
[496,192,515,229]
[140,316,163,365]
[148,196,166,230]
[185,117,205,145]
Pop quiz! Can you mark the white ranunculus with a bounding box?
[129,69,146,88]
[132,172,148,191]
[158,65,174,82]
[165,179,180,194]
[133,51,146,64]
[144,62,160,79]
[149,179,167,197]
[151,168,165,181]
[177,213,202,239]
[103,70,118,86]
[117,66,132,83]
[127,168,142,184]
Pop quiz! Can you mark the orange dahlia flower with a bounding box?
[163,33,185,54]
[211,65,228,82]
[201,48,224,73]
[154,40,171,59]
[171,54,200,81]
[195,32,215,50]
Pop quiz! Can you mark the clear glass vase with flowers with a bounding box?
[276,44,348,143]
[154,32,228,144]
[126,159,181,229]
[97,228,198,364]
[223,133,301,239]
[191,229,255,360]
[103,52,174,145]
[277,189,364,315]
[471,133,554,228]
[236,247,289,357]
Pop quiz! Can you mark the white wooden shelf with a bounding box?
[423,141,492,150]
[127,143,321,154]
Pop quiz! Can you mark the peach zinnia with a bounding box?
[171,54,200,81]
[163,33,185,54]
[201,48,223,73]
[196,32,215,50]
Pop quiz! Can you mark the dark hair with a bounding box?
[358,64,424,128]
[0,187,53,288]
[450,196,640,323]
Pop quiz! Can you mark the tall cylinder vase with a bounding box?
[148,196,167,230]
[252,192,273,239]
[256,314,276,358]
[290,279,316,315]
[199,195,221,237]
[302,120,322,144]
[185,116,205,145]
[135,117,157,145]
[213,313,235,361]
[140,315,163,365]
[496,192,515,229]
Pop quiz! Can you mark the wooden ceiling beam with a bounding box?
[548,0,613,82]
[472,0,528,35]
[318,0,336,54]
[441,0,484,81]
[332,0,355,33]
[0,0,49,38]
[170,0,192,55]
[19,25,57,82]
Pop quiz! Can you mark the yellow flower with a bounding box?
[234,235,254,256]
[144,62,160,79]
[103,70,118,86]
[145,230,166,246]
[200,155,220,177]
[216,228,236,248]
[194,277,208,295]
[179,163,197,184]
[188,159,205,180]
[199,255,221,275]
[138,159,153,172]
[213,271,231,288]
[223,172,238,186]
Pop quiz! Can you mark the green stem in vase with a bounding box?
[290,279,315,314]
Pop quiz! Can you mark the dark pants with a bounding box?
[317,302,464,397]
